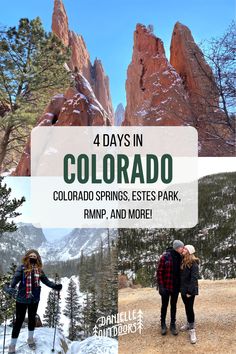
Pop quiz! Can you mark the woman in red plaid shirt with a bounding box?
[5,249,62,354]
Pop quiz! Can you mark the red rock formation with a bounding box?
[52,0,113,121]
[92,59,114,123]
[170,22,219,114]
[124,23,235,156]
[14,0,115,176]
[123,24,192,126]
[170,22,234,156]
[68,31,92,81]
[13,74,110,176]
[52,0,69,47]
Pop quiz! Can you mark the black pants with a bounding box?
[181,294,195,326]
[161,291,179,324]
[12,301,39,339]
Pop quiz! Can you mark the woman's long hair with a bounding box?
[22,249,43,276]
[181,253,199,269]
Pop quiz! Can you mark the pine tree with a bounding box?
[0,17,71,171]
[63,278,82,341]
[43,292,61,328]
[0,177,25,235]
[82,289,98,337]
[43,274,61,328]
[88,288,97,334]
[81,292,91,338]
[0,263,17,324]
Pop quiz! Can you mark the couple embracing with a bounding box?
[157,240,199,344]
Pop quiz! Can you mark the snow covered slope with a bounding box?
[38,228,117,263]
[0,226,117,271]
[118,172,236,281]
[68,336,118,354]
[0,223,47,271]
[0,326,68,353]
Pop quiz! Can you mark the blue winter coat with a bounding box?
[10,265,56,304]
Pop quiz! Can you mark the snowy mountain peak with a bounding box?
[115,103,125,126]
[0,224,117,271]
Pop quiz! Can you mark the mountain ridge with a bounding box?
[0,225,117,272]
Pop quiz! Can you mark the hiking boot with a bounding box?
[189,329,197,344]
[27,337,36,349]
[170,323,178,335]
[161,322,167,335]
[180,323,190,331]
[8,345,16,354]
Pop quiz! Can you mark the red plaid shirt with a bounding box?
[157,252,173,292]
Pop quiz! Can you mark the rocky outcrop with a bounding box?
[52,0,113,121]
[14,0,115,176]
[123,24,192,126]
[68,30,92,81]
[52,0,69,46]
[115,103,125,126]
[123,23,235,156]
[13,74,110,176]
[92,59,114,123]
[170,22,219,114]
[170,22,234,155]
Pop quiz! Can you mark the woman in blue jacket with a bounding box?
[5,249,62,354]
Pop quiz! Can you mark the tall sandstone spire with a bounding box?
[123,24,192,126]
[170,22,219,114]
[14,0,114,176]
[52,0,69,46]
[52,0,114,122]
[124,23,234,156]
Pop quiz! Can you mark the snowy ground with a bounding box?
[68,336,118,354]
[0,325,118,354]
[0,326,68,353]
[0,276,118,353]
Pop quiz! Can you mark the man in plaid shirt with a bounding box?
[157,240,184,336]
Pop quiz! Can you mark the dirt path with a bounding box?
[118,280,236,354]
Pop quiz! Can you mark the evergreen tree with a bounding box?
[0,17,71,171]
[87,288,97,334]
[117,173,236,283]
[0,177,25,235]
[63,278,82,341]
[82,289,97,337]
[43,274,61,328]
[78,234,118,337]
[0,263,17,324]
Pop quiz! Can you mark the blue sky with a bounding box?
[0,0,234,109]
[5,177,72,242]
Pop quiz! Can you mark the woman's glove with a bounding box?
[3,284,17,299]
[54,284,62,291]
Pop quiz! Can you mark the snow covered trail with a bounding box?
[0,326,68,353]
[0,325,118,354]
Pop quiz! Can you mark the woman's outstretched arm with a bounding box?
[40,271,62,290]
